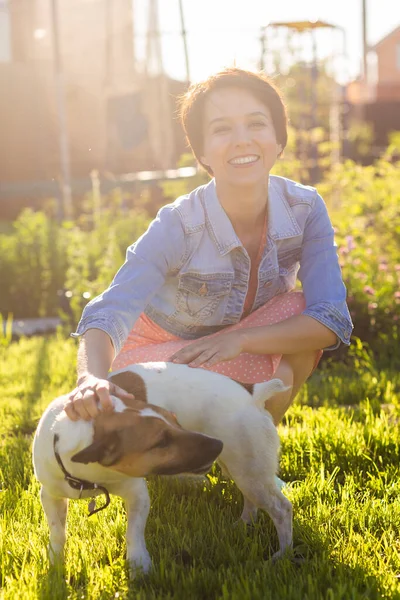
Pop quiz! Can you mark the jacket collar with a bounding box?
[202,177,301,256]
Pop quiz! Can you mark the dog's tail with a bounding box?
[251,378,292,411]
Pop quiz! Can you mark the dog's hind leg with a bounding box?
[218,458,258,525]
[40,487,68,563]
[234,476,292,560]
[258,484,292,561]
[222,409,291,556]
[240,496,258,524]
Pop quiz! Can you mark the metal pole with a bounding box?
[362,0,368,81]
[104,0,112,87]
[339,26,349,161]
[259,26,266,71]
[310,28,319,182]
[50,0,72,220]
[178,0,190,83]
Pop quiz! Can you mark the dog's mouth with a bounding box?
[190,460,215,475]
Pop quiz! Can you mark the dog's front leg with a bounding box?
[40,487,68,563]
[118,478,152,575]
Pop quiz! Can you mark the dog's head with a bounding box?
[70,399,223,478]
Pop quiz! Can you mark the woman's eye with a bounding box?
[250,121,267,128]
[213,126,230,134]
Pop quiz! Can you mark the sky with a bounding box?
[134,0,400,84]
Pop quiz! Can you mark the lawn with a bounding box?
[1,334,399,599]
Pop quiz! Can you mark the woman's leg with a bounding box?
[264,350,318,425]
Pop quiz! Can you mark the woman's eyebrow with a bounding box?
[207,117,229,128]
[248,111,270,120]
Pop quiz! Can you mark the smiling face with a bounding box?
[201,86,281,189]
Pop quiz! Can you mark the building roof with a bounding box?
[267,20,337,32]
[373,25,400,49]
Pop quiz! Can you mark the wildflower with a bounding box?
[378,263,388,271]
[363,285,376,295]
[368,302,378,311]
[346,235,355,251]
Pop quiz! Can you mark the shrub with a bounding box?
[0,209,66,318]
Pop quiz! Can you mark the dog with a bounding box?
[33,362,292,575]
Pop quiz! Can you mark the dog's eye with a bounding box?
[156,432,170,449]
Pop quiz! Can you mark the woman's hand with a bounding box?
[170,331,245,368]
[64,374,134,421]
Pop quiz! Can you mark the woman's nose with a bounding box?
[231,125,251,145]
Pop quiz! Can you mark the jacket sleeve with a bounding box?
[71,205,186,356]
[298,192,353,350]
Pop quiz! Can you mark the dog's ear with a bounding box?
[71,431,122,466]
[109,371,147,402]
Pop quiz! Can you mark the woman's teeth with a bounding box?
[229,155,259,165]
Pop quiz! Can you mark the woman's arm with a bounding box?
[76,328,114,382]
[64,329,134,421]
[239,314,337,355]
[65,206,186,420]
[170,314,336,368]
[298,192,353,349]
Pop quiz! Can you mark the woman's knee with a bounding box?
[282,349,319,384]
[274,357,295,387]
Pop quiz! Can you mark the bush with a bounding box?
[0,204,150,323]
[0,209,66,318]
[317,150,400,363]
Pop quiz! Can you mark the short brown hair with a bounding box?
[178,68,288,175]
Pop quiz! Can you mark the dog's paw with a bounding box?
[233,517,258,529]
[127,550,152,576]
[269,545,294,563]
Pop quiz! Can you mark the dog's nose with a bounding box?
[203,436,223,463]
[210,437,223,458]
[186,435,223,475]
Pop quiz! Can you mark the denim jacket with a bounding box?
[72,176,353,356]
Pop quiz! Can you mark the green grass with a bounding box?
[1,335,399,599]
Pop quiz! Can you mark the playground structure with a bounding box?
[259,20,348,181]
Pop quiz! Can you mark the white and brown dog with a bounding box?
[33,362,292,575]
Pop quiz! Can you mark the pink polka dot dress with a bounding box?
[112,290,322,384]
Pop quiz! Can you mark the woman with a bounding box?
[66,68,353,425]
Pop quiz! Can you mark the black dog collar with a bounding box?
[53,434,111,516]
